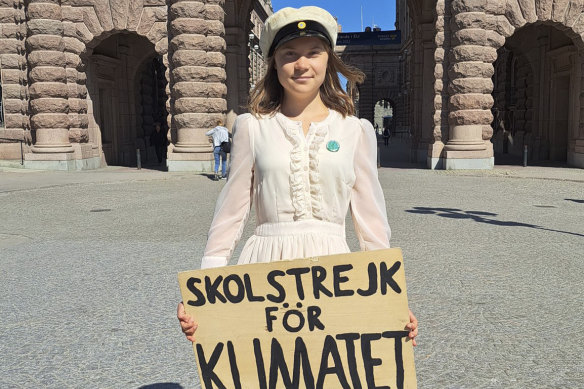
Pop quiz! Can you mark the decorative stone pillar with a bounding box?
[410,36,422,140]
[443,3,504,169]
[0,0,30,162]
[224,25,248,128]
[62,4,98,168]
[419,22,437,165]
[26,0,73,164]
[166,0,227,172]
[164,53,172,142]
[427,0,447,169]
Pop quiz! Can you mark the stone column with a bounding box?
[26,0,73,161]
[443,4,504,169]
[419,23,437,165]
[0,0,30,162]
[427,0,448,169]
[411,36,423,146]
[224,25,247,128]
[62,4,97,167]
[163,53,172,143]
[166,0,227,172]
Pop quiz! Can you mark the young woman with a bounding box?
[178,6,418,344]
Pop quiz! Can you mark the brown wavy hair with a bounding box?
[248,45,365,117]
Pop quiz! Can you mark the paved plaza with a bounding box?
[1,160,583,388]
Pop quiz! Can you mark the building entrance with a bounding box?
[492,24,576,165]
[86,33,168,167]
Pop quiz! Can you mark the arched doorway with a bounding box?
[492,23,577,165]
[374,98,394,136]
[85,33,168,167]
[375,97,411,164]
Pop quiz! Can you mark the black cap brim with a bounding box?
[269,20,332,57]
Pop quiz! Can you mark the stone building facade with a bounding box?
[0,0,271,170]
[405,0,584,169]
[1,0,583,170]
[341,0,584,169]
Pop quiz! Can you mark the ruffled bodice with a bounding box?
[277,111,328,221]
[200,110,391,269]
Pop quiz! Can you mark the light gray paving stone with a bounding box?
[0,165,583,388]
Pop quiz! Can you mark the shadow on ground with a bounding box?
[406,207,584,238]
[138,383,183,389]
[566,198,584,204]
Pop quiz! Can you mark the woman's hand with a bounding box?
[177,302,198,342]
[178,301,417,345]
[406,309,419,346]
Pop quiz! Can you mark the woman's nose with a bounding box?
[294,56,309,70]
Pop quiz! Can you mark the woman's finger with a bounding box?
[408,309,418,329]
[177,302,188,319]
[180,320,194,331]
[184,323,198,341]
[407,309,419,346]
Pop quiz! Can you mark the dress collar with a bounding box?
[275,109,337,129]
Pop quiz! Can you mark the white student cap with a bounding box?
[259,6,338,57]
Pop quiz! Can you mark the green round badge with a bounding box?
[326,140,340,152]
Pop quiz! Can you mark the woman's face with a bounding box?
[273,37,329,100]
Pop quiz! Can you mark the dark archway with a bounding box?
[84,33,168,167]
[492,23,577,165]
[136,56,169,166]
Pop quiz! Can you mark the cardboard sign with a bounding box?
[178,248,416,389]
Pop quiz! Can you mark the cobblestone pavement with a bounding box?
[1,163,583,388]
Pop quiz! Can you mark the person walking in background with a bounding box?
[383,127,390,146]
[205,119,229,180]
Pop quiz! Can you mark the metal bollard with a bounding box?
[136,148,142,170]
[523,145,528,167]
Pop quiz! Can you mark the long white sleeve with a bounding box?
[349,119,391,250]
[200,114,255,269]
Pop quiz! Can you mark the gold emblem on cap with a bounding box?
[298,21,306,29]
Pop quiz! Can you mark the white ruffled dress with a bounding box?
[200,110,391,269]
